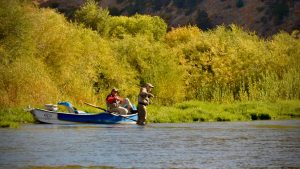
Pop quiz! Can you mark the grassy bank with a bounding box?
[1,100,299,128]
[147,100,300,123]
[0,108,35,128]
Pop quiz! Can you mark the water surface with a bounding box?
[0,120,299,168]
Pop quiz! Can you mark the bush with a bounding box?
[250,113,271,120]
[258,113,271,120]
[74,0,110,36]
[165,25,300,102]
[0,1,299,127]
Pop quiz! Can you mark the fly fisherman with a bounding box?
[137,83,154,125]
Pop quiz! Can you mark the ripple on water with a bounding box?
[0,120,299,168]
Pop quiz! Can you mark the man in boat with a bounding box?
[106,88,133,115]
[137,83,154,125]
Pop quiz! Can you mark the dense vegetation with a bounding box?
[0,0,299,127]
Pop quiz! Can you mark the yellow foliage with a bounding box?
[165,26,201,47]
[0,1,299,110]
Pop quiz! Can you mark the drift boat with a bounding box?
[30,109,137,124]
[29,102,138,124]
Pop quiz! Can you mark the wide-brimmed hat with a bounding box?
[145,83,154,88]
[111,88,119,92]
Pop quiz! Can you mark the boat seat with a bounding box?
[57,101,79,114]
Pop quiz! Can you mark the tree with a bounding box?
[109,14,167,40]
[74,0,110,36]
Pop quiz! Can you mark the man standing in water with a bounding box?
[137,83,154,125]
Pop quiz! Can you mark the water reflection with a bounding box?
[0,120,299,168]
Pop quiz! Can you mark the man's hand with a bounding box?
[148,93,155,98]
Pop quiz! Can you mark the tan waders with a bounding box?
[137,104,147,125]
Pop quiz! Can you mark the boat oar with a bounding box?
[84,102,138,122]
[84,102,107,111]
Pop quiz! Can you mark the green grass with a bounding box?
[1,100,299,127]
[147,100,300,123]
[0,108,35,128]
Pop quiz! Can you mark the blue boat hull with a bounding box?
[58,112,137,124]
[30,108,137,124]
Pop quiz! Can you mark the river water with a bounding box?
[0,120,299,169]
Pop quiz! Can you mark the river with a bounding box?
[0,120,299,168]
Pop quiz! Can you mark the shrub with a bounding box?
[258,113,271,120]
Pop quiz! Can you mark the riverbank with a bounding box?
[147,100,300,123]
[0,108,35,128]
[0,100,299,128]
